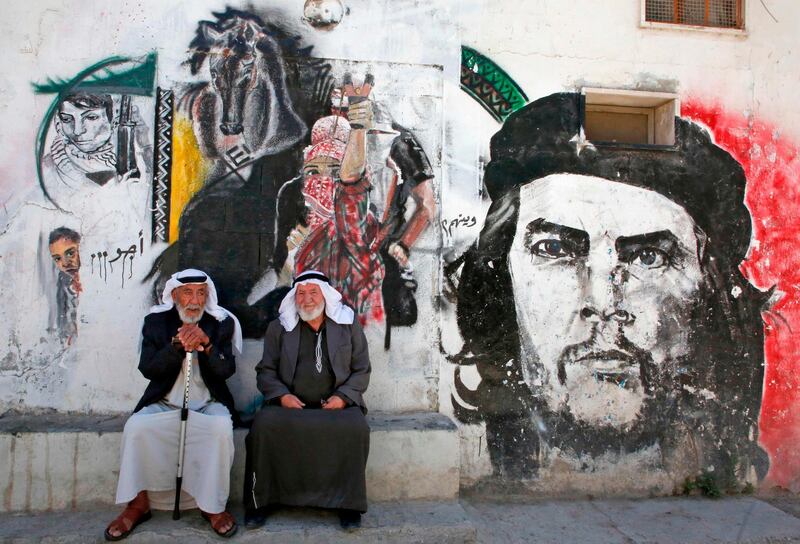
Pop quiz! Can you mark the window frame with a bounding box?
[581,87,680,150]
[585,104,655,146]
[640,0,747,35]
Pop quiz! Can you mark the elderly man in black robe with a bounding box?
[105,269,243,540]
[244,269,371,530]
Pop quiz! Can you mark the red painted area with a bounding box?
[682,98,800,489]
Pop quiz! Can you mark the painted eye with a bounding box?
[58,114,73,123]
[85,114,99,121]
[304,168,320,177]
[531,239,570,259]
[631,248,668,269]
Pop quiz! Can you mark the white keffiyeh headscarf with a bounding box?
[278,270,354,332]
[149,268,243,355]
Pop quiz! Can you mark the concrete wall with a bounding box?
[1,0,799,497]
[0,412,460,512]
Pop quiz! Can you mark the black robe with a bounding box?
[244,317,371,512]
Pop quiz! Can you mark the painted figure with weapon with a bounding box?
[104,269,242,540]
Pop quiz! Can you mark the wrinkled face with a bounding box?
[172,284,208,324]
[508,174,703,428]
[49,238,81,276]
[296,282,326,322]
[57,101,113,153]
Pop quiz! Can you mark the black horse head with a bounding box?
[185,9,310,154]
[189,16,263,135]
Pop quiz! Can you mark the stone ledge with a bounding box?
[0,413,128,434]
[0,412,460,513]
[0,410,457,433]
[0,501,476,543]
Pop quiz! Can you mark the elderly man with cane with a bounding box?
[104,269,242,540]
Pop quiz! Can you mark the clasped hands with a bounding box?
[174,324,210,353]
[280,393,345,410]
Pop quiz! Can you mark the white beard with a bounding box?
[176,303,204,324]
[298,302,325,322]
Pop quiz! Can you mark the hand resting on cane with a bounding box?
[175,324,211,352]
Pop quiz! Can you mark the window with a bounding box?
[582,88,679,148]
[644,0,744,30]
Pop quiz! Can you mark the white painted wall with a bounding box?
[1,0,798,490]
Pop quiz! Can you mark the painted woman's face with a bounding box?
[49,237,81,277]
[57,101,113,153]
[508,174,704,428]
[303,155,341,182]
[302,155,341,230]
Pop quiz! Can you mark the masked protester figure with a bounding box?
[244,270,371,530]
[294,88,385,324]
[105,269,243,540]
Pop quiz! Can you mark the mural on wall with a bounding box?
[247,75,436,345]
[280,80,388,324]
[460,46,528,123]
[0,3,442,414]
[179,9,307,179]
[5,0,800,494]
[151,88,174,244]
[448,92,769,488]
[302,0,345,30]
[90,230,145,288]
[156,8,436,343]
[153,8,326,337]
[34,54,156,211]
[678,99,800,492]
[47,227,82,345]
[10,54,158,358]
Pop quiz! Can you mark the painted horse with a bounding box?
[150,9,337,337]
[179,9,307,166]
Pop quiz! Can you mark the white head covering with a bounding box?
[149,268,243,355]
[278,270,355,331]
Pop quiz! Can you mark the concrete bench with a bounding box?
[0,411,460,513]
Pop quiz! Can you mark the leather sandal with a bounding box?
[201,510,238,538]
[104,504,152,541]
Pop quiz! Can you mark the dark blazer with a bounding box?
[134,308,238,422]
[257,317,371,412]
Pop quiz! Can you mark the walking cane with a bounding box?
[173,350,194,520]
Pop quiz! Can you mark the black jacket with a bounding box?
[257,317,371,412]
[134,308,238,423]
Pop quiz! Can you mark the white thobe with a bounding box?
[115,357,234,513]
[165,353,212,410]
